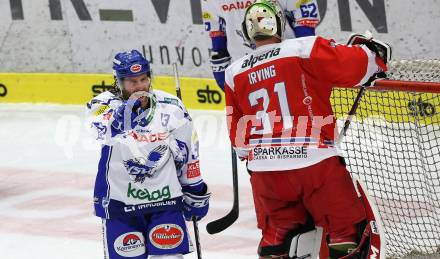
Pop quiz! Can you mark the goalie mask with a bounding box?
[241,0,286,43]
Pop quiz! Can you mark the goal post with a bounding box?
[331,59,440,258]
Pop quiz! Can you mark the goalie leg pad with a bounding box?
[257,224,322,259]
[288,226,323,259]
[331,178,386,259]
[354,178,386,259]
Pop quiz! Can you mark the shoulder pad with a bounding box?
[87,91,120,108]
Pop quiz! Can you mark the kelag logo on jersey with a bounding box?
[127,183,171,201]
[123,145,168,183]
[113,232,146,257]
[241,48,281,68]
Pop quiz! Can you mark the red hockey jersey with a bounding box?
[225,36,386,171]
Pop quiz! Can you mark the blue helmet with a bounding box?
[112,50,151,83]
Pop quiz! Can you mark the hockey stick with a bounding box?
[337,86,367,143]
[206,146,239,234]
[173,63,202,259]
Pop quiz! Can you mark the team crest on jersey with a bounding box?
[123,145,169,183]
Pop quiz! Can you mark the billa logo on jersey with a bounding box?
[114,232,146,257]
[130,64,142,73]
[149,224,184,249]
[241,48,281,68]
[186,161,201,178]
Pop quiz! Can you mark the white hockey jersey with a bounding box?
[86,90,203,219]
[202,0,320,61]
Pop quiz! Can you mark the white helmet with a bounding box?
[241,0,286,43]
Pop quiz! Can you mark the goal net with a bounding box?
[331,59,440,258]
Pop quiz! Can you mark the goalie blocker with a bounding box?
[258,178,385,259]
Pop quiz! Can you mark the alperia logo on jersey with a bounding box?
[241,48,281,68]
[127,183,171,201]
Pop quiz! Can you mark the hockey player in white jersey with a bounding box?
[86,50,210,259]
[202,0,320,90]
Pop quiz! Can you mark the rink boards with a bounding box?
[0,73,224,110]
[0,73,439,124]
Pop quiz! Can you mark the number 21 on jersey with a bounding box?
[248,82,293,135]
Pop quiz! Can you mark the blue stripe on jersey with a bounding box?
[94,145,112,218]
[249,137,319,145]
[293,26,316,37]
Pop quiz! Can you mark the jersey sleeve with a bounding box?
[202,0,227,51]
[85,92,122,145]
[285,0,320,37]
[224,68,250,159]
[300,36,387,87]
[168,101,205,193]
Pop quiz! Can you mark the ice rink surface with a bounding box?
[1,104,439,259]
[0,104,259,259]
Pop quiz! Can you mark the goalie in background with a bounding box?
[202,0,320,91]
[224,1,390,258]
[86,50,211,259]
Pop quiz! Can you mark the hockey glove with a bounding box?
[111,99,148,135]
[210,49,231,91]
[182,182,211,221]
[347,31,392,65]
[347,31,391,86]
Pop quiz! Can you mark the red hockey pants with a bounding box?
[250,156,366,249]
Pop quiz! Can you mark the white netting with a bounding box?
[387,59,440,82]
[332,59,440,258]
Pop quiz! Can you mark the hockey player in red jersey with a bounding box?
[202,0,320,91]
[224,1,390,258]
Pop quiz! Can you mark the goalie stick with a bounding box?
[205,146,239,234]
[337,86,367,143]
[173,63,202,259]
[338,31,391,142]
